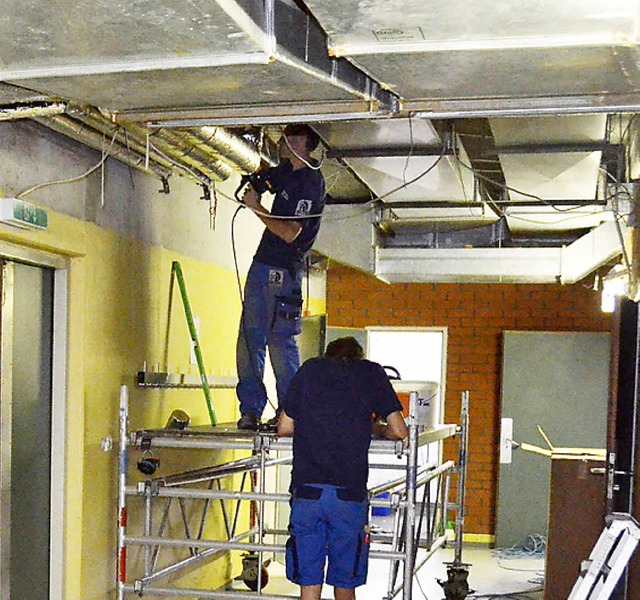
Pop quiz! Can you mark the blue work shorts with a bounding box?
[286,484,370,589]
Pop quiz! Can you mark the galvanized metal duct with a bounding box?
[185,126,261,174]
[33,115,172,181]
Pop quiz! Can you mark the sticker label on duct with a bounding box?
[373,28,425,42]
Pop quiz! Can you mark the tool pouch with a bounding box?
[272,294,303,336]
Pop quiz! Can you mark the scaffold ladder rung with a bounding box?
[568,513,640,600]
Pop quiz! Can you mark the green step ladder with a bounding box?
[171,261,217,426]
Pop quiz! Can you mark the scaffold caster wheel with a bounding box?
[239,552,270,591]
[437,564,474,600]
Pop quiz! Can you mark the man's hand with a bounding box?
[277,410,295,436]
[242,184,303,244]
[374,411,408,441]
[242,185,261,209]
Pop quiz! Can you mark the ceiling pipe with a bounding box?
[33,115,172,181]
[129,124,234,182]
[76,108,232,184]
[1,102,66,121]
[73,108,178,173]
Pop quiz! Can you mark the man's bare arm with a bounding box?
[373,411,408,440]
[243,187,302,243]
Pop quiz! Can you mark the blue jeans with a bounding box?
[236,261,302,417]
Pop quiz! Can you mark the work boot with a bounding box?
[237,413,260,431]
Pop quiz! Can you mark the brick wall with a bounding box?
[327,265,612,535]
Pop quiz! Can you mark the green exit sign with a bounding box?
[0,198,48,230]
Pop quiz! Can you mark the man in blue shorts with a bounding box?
[236,124,326,432]
[277,337,408,600]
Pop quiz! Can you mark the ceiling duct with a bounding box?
[304,0,640,115]
[181,127,261,174]
[379,216,512,249]
[375,220,625,284]
[3,0,397,123]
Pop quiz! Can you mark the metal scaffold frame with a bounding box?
[116,386,469,600]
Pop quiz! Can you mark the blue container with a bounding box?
[371,491,391,517]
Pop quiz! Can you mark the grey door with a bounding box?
[0,260,54,598]
[496,331,610,548]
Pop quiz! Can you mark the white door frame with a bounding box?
[0,241,69,600]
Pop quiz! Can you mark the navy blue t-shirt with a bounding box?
[281,357,403,494]
[253,163,325,274]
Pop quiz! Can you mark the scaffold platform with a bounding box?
[116,386,469,600]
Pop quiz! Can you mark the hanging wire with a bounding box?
[17,129,120,199]
[280,126,324,170]
[452,155,602,214]
[402,113,415,186]
[230,204,277,413]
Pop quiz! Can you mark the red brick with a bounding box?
[327,266,611,534]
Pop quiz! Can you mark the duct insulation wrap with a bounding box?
[195,127,261,174]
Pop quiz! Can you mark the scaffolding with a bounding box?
[117,385,469,600]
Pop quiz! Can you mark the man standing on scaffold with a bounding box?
[236,124,325,432]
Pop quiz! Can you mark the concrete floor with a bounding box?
[234,544,545,600]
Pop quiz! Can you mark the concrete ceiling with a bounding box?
[1,0,637,283]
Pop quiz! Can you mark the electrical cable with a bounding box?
[413,574,432,600]
[452,154,605,213]
[17,129,120,199]
[147,140,210,187]
[215,140,449,226]
[281,127,324,170]
[597,167,633,275]
[402,114,415,186]
[449,123,474,209]
[493,534,547,559]
[305,256,311,316]
[374,147,448,204]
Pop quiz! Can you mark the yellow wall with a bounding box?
[0,203,325,598]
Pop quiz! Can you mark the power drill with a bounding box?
[234,162,292,203]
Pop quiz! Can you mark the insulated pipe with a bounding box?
[33,115,172,181]
[1,102,67,121]
[139,125,234,182]
[73,109,177,173]
[188,126,261,174]
[74,108,223,186]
